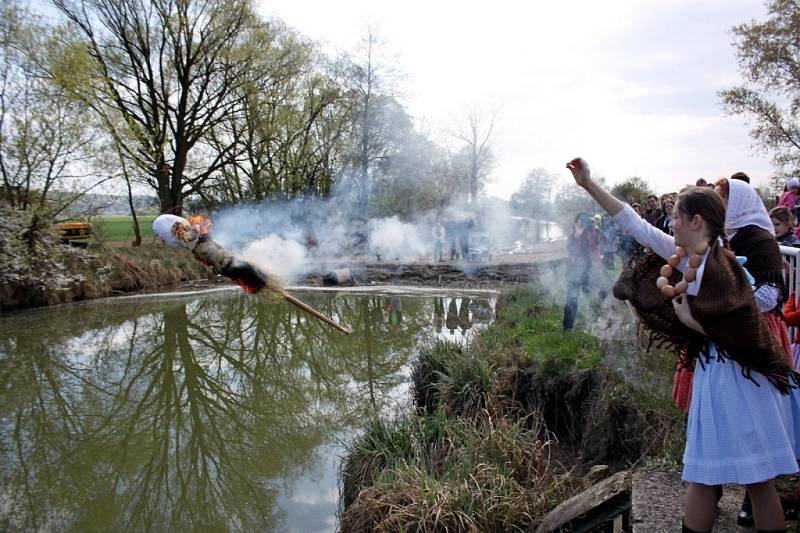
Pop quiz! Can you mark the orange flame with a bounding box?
[187,214,213,235]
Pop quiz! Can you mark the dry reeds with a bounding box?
[104,246,212,291]
[339,411,576,532]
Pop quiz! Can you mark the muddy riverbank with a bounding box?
[299,240,567,289]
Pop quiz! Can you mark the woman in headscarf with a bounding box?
[716,178,788,352]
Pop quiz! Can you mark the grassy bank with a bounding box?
[339,284,685,531]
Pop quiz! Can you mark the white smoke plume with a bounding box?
[367,216,428,260]
[199,189,567,282]
[240,234,309,282]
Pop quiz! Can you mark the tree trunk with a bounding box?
[125,172,141,247]
[156,160,183,216]
[359,110,370,218]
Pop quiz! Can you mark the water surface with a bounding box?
[0,287,495,532]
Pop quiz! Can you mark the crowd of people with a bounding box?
[562,174,800,332]
[431,219,477,262]
[562,193,676,329]
[564,158,800,533]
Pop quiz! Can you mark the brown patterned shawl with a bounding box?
[614,241,797,393]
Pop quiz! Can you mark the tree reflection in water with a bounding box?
[0,290,490,531]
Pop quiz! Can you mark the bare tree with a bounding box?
[449,106,498,203]
[51,0,261,215]
[345,28,402,218]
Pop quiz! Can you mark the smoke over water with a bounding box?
[205,194,566,283]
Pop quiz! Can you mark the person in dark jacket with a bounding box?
[562,212,596,330]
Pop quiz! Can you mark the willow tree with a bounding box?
[0,1,97,212]
[510,168,556,218]
[368,106,456,218]
[51,0,261,215]
[610,176,653,205]
[720,0,800,174]
[200,23,353,205]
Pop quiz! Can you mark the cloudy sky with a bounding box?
[257,0,775,199]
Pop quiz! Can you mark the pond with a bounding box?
[0,286,496,532]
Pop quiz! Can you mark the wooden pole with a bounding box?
[280,290,352,335]
[163,217,351,336]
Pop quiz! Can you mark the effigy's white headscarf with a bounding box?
[725,178,774,238]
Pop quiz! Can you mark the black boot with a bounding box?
[738,492,753,527]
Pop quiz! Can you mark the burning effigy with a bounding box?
[152,214,351,335]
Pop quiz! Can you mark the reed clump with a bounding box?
[104,242,212,290]
[341,283,686,531]
[340,410,577,532]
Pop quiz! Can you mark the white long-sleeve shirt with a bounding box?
[612,204,779,312]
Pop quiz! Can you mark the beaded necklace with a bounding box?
[656,241,709,299]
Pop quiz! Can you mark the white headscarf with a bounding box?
[725,178,774,237]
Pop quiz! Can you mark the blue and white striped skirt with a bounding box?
[682,345,800,485]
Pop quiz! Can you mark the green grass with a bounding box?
[486,285,603,374]
[89,215,157,242]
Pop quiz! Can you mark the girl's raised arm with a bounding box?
[566,157,625,216]
[566,156,676,261]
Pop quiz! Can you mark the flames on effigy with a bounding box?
[153,213,351,335]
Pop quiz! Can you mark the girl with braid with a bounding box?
[674,179,792,414]
[567,157,800,533]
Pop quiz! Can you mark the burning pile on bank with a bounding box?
[153,214,351,335]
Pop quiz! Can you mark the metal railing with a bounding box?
[780,245,800,294]
[779,245,800,339]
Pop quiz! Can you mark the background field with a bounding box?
[90,215,157,242]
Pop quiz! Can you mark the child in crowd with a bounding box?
[567,157,800,533]
[769,206,800,247]
[779,177,800,213]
